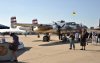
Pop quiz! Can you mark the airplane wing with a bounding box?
[15,23,34,27]
[15,23,49,27]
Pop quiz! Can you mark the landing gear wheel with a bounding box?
[43,36,50,42]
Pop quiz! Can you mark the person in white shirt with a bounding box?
[75,32,79,43]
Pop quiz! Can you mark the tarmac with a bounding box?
[3,35,100,63]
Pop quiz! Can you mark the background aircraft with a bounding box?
[0,24,9,29]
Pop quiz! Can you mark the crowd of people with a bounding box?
[62,28,100,50]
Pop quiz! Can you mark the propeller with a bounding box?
[53,21,65,40]
[54,21,65,29]
[61,24,65,28]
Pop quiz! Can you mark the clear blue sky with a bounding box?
[0,0,100,28]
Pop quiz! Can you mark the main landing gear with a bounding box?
[43,33,50,42]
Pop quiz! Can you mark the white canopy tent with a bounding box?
[0,26,26,33]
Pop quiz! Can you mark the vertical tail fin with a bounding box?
[32,19,38,24]
[11,16,17,28]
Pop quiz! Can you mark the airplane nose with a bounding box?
[34,26,38,31]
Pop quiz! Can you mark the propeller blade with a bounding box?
[54,22,58,26]
[61,24,65,28]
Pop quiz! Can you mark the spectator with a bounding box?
[69,32,75,50]
[75,32,79,43]
[80,29,88,50]
[9,33,20,62]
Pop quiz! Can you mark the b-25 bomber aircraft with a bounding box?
[10,17,87,41]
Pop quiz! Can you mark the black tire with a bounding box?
[43,36,49,42]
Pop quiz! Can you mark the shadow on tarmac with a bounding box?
[32,40,56,42]
[0,47,32,63]
[0,61,27,63]
[16,47,32,57]
[32,40,43,42]
[39,41,67,46]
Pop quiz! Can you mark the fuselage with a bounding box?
[33,21,87,33]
